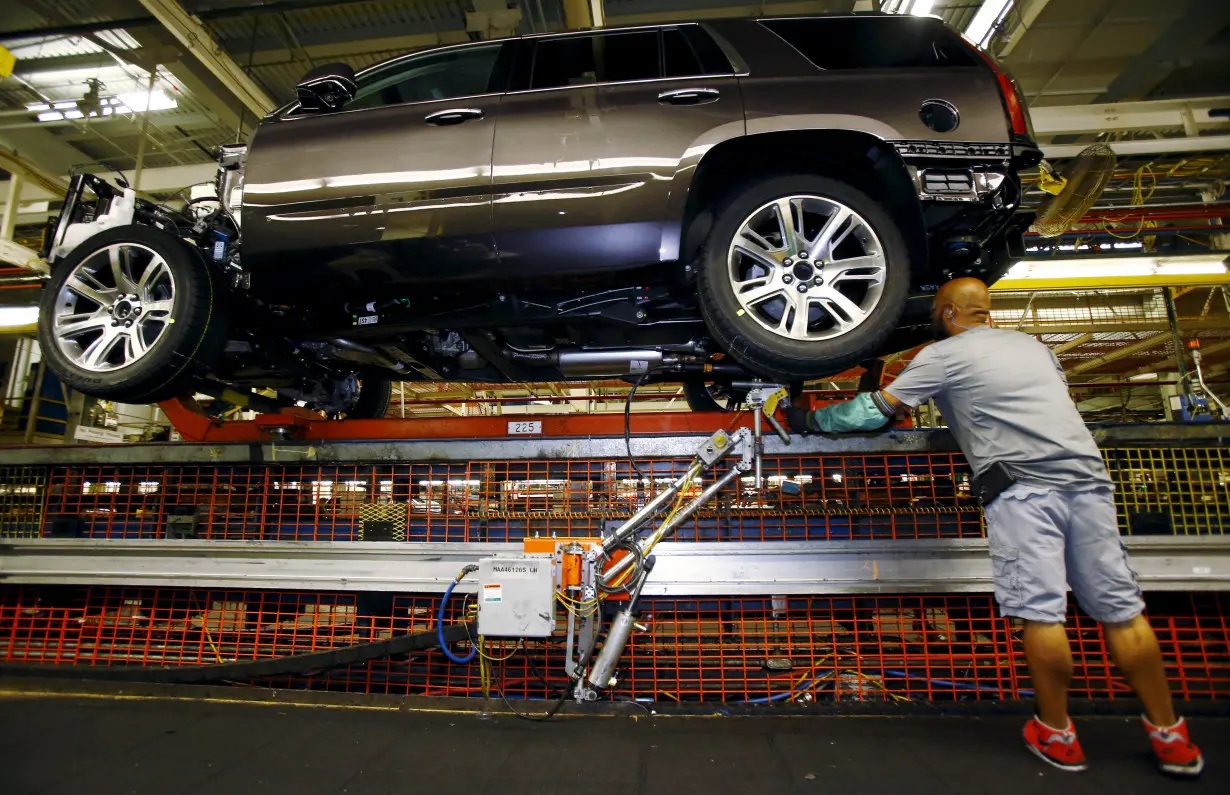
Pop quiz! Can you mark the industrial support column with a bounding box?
[1163,286,1191,385]
[0,172,20,241]
[563,0,604,28]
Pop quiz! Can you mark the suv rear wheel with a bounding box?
[682,379,745,413]
[696,175,909,382]
[38,225,226,404]
[338,377,393,420]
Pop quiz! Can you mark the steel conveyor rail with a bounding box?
[0,422,1224,466]
[2,537,1227,594]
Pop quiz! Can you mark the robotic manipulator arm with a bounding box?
[582,384,791,694]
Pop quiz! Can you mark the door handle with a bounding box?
[657,88,720,106]
[425,108,485,125]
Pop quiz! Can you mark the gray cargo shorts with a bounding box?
[983,484,1144,624]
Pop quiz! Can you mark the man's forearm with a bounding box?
[797,392,894,433]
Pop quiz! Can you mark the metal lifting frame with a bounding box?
[565,385,792,697]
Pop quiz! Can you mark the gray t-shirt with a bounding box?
[884,325,1111,489]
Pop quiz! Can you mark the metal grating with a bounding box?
[3,585,1227,704]
[25,447,1229,542]
[0,466,47,538]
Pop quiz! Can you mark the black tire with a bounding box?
[344,378,393,419]
[696,175,910,382]
[38,224,226,404]
[682,379,744,413]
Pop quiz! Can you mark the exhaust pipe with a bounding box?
[323,338,408,373]
[507,348,704,377]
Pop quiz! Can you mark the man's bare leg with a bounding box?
[1103,614,1177,727]
[1023,621,1073,728]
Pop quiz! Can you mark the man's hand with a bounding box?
[784,407,813,434]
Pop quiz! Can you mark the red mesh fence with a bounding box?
[4,445,1225,542]
[3,586,1227,704]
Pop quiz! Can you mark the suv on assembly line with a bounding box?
[39,14,1040,416]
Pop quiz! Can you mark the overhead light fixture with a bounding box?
[1003,255,1229,281]
[116,89,177,112]
[30,90,177,122]
[965,0,1013,47]
[909,0,936,15]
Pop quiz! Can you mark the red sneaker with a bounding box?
[1023,716,1087,772]
[1143,715,1204,777]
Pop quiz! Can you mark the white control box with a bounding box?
[476,555,556,638]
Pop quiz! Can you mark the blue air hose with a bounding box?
[437,567,479,664]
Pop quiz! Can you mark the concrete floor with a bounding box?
[0,695,1225,794]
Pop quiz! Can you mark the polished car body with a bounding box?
[40,14,1039,412]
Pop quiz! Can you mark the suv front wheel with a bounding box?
[696,175,909,382]
[38,225,226,404]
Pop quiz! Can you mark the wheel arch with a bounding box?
[678,130,926,278]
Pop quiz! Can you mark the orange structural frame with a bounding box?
[159,393,910,443]
[160,398,754,443]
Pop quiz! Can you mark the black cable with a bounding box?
[0,622,476,684]
[498,620,603,722]
[525,650,552,690]
[625,367,663,479]
[597,540,644,596]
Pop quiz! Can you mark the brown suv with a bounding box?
[40,14,1039,415]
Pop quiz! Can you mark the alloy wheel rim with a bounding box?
[52,243,176,373]
[726,195,887,341]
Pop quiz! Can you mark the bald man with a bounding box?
[786,278,1202,777]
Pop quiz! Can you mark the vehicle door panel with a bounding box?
[491,31,744,276]
[242,47,506,296]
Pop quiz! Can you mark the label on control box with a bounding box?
[482,583,503,603]
[490,562,539,579]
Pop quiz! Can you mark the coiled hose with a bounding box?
[437,565,480,664]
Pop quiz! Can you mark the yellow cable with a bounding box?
[555,593,599,619]
[1099,164,1159,240]
[477,636,522,662]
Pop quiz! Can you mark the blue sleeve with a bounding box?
[808,392,893,433]
[883,346,948,409]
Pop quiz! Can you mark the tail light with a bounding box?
[968,42,1034,140]
[996,72,1031,137]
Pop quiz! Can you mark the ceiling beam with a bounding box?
[136,0,275,118]
[1049,333,1094,357]
[1124,338,1230,378]
[1096,2,1230,102]
[1030,96,1230,138]
[1043,134,1230,159]
[11,52,118,76]
[243,30,470,68]
[0,0,412,41]
[1066,333,1167,376]
[996,0,1054,59]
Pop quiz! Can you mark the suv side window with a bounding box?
[663,28,704,78]
[531,31,659,89]
[761,17,977,70]
[347,43,504,111]
[528,26,733,90]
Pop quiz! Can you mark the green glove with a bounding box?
[808,392,893,433]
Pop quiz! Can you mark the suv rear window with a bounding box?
[761,16,977,70]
